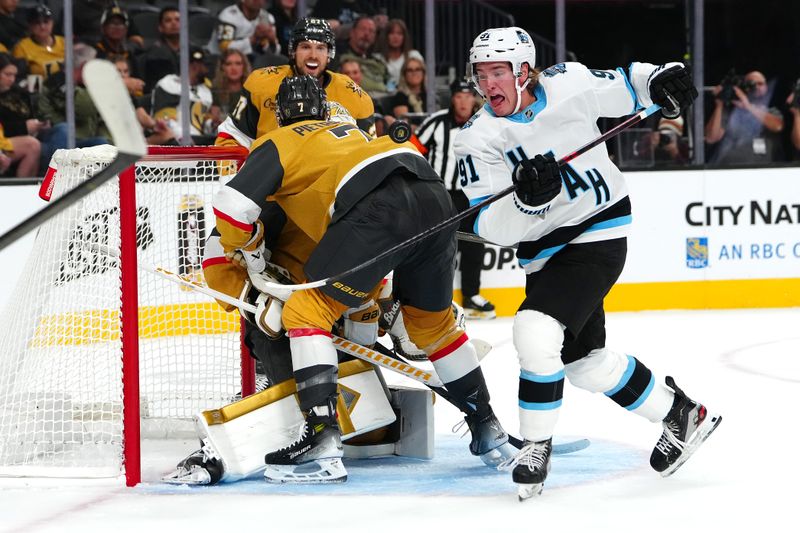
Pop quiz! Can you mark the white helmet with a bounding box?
[467,27,536,114]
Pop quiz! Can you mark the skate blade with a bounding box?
[661,412,723,478]
[161,466,212,485]
[518,482,544,501]
[480,442,517,468]
[264,458,347,484]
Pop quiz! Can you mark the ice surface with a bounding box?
[2,308,798,532]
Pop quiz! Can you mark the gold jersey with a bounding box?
[205,120,438,309]
[215,65,374,148]
[12,36,65,78]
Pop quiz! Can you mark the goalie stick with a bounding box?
[135,256,591,456]
[236,104,665,294]
[0,60,147,253]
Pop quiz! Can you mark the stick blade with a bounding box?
[83,59,147,157]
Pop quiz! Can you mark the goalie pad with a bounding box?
[193,359,396,483]
[344,386,435,460]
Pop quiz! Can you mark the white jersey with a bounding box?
[207,4,277,56]
[151,74,213,138]
[454,61,674,273]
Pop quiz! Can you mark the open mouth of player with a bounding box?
[304,61,320,74]
[489,94,505,108]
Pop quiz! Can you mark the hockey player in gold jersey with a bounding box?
[211,17,375,389]
[215,17,374,149]
[207,76,513,483]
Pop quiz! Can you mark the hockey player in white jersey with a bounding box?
[454,27,722,500]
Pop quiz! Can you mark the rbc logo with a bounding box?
[686,237,708,269]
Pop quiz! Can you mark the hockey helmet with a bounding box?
[288,18,336,61]
[276,75,329,126]
[467,27,537,113]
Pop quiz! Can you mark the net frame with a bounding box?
[0,145,253,486]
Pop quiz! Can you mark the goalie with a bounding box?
[168,76,514,485]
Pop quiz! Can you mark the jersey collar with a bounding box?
[482,83,547,123]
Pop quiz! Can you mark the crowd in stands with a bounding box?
[0,0,799,178]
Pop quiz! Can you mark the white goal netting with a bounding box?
[0,145,247,478]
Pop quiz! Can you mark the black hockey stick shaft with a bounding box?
[294,104,663,291]
[0,153,140,253]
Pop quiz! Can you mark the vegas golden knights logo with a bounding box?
[178,195,206,285]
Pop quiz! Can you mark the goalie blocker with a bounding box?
[164,358,434,485]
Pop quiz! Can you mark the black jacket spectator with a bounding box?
[0,0,27,50]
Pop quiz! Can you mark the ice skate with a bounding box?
[461,409,516,467]
[263,413,347,484]
[462,295,496,320]
[499,438,552,501]
[650,376,722,477]
[162,440,224,485]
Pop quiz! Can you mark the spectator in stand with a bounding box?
[373,19,422,92]
[148,47,214,144]
[58,0,144,48]
[93,5,143,70]
[786,84,800,160]
[652,115,689,165]
[13,5,64,83]
[338,57,363,85]
[209,48,251,132]
[312,0,387,39]
[390,57,427,120]
[208,0,281,62]
[414,79,495,319]
[336,16,387,95]
[269,0,298,54]
[0,0,27,52]
[705,70,784,165]
[111,57,175,146]
[140,7,181,93]
[0,51,70,170]
[38,43,109,148]
[0,52,39,176]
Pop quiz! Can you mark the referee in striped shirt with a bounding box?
[414,80,496,319]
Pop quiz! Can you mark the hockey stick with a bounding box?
[457,230,517,248]
[369,341,590,456]
[0,60,147,253]
[133,260,446,387]
[124,251,591,455]
[241,104,664,294]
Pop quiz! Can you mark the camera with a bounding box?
[658,130,677,147]
[718,70,757,106]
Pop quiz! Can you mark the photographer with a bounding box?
[705,70,784,165]
[653,115,690,165]
[786,80,800,159]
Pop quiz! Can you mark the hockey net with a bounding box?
[0,145,250,484]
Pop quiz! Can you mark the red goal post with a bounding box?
[0,145,252,486]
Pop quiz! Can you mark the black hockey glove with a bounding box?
[512,154,562,208]
[649,65,698,118]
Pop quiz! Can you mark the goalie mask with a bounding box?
[276,75,329,126]
[467,27,536,114]
[288,18,336,61]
